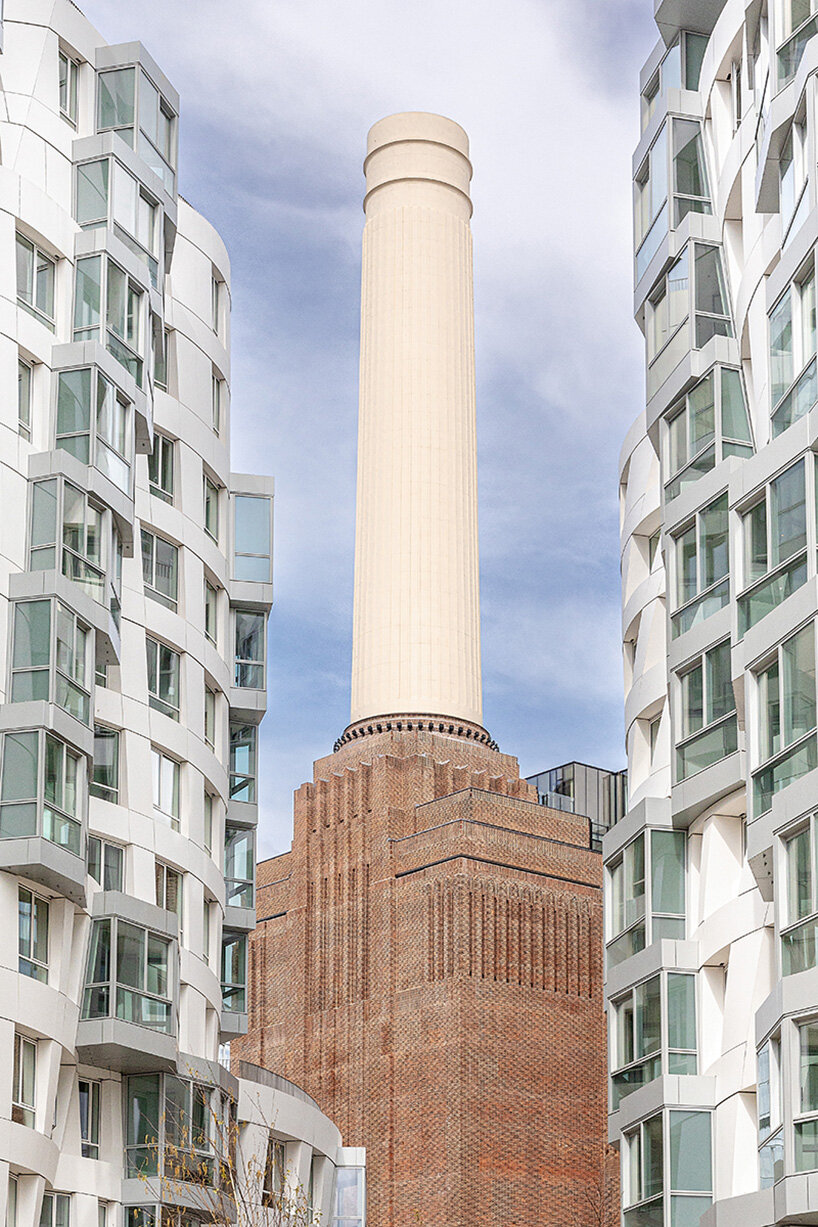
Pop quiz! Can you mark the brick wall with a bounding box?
[234,728,618,1226]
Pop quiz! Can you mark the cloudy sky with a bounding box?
[81,0,659,857]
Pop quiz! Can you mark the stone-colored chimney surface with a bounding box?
[350,112,483,729]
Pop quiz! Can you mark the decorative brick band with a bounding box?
[334,712,498,752]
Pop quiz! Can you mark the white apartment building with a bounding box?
[0,3,363,1227]
[611,0,818,1221]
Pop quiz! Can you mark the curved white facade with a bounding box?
[0,4,364,1227]
[607,1,818,1221]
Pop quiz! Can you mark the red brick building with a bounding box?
[233,723,616,1225]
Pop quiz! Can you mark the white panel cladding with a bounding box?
[610,3,818,1222]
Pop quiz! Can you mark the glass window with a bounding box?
[204,580,218,645]
[234,611,265,689]
[739,459,808,635]
[671,493,729,637]
[754,624,818,816]
[56,367,133,493]
[211,373,223,434]
[0,729,83,853]
[647,248,689,362]
[664,368,752,501]
[39,1195,69,1227]
[770,266,817,436]
[18,358,32,441]
[221,933,247,1012]
[759,1041,784,1184]
[7,1178,16,1227]
[141,530,178,610]
[263,1138,286,1206]
[151,748,179,829]
[10,599,91,726]
[97,68,135,138]
[18,886,48,982]
[78,1079,100,1158]
[148,432,174,503]
[672,118,711,225]
[204,475,219,542]
[146,637,180,720]
[229,723,257,803]
[204,686,216,750]
[234,495,272,582]
[635,124,668,279]
[202,897,210,962]
[82,916,172,1032]
[76,159,109,228]
[72,255,144,388]
[669,1110,712,1221]
[124,1074,215,1184]
[608,829,685,968]
[212,275,223,336]
[58,51,78,124]
[87,836,124,891]
[12,1033,36,1127]
[334,1167,365,1227]
[624,1114,663,1215]
[204,792,213,856]
[607,835,646,966]
[224,826,255,909]
[137,70,176,194]
[155,861,183,938]
[676,641,738,780]
[28,479,107,603]
[16,234,55,325]
[694,243,733,347]
[90,727,119,804]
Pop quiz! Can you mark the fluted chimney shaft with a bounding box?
[350,112,483,729]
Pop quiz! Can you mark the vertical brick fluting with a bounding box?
[233,728,617,1226]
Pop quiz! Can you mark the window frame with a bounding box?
[82,916,173,1033]
[674,639,738,781]
[55,365,134,494]
[147,432,174,504]
[752,622,818,817]
[670,492,730,637]
[87,834,124,890]
[79,1078,101,1159]
[146,635,181,721]
[140,528,179,611]
[16,233,56,327]
[151,746,180,830]
[58,49,79,126]
[18,885,49,983]
[12,1032,36,1127]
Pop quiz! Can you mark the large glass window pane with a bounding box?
[772,461,807,566]
[788,826,813,922]
[644,1114,664,1199]
[676,527,697,606]
[667,974,696,1052]
[801,1021,818,1111]
[699,494,729,588]
[782,625,816,745]
[706,641,735,723]
[117,922,145,989]
[771,290,794,406]
[97,68,135,132]
[721,369,751,441]
[669,1110,711,1191]
[681,666,703,737]
[651,831,686,916]
[76,160,109,226]
[74,257,102,339]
